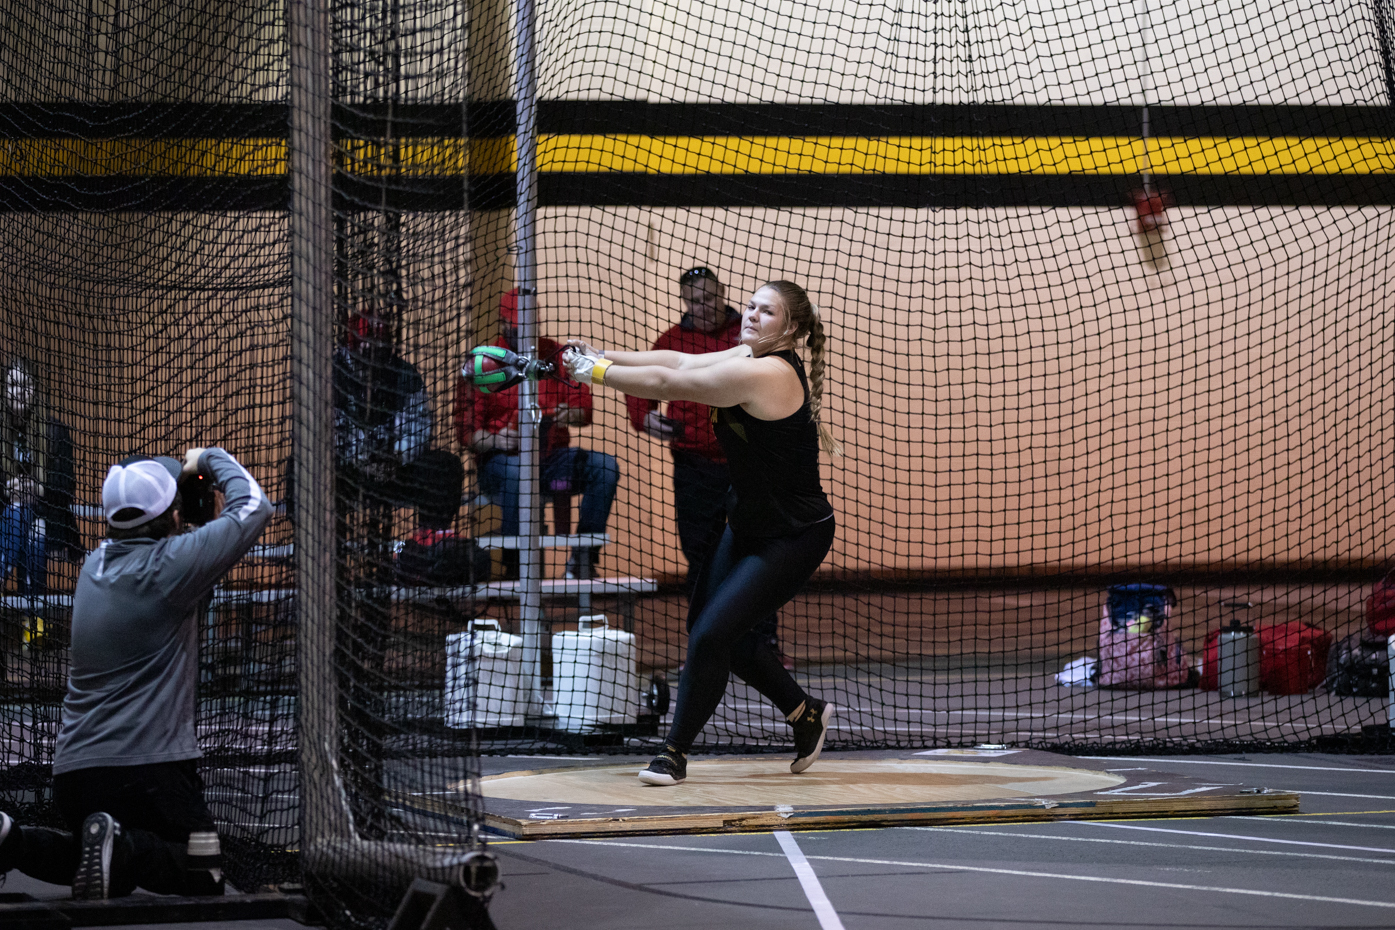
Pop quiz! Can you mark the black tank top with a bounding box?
[712,349,834,537]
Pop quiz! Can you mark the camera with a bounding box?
[178,471,218,526]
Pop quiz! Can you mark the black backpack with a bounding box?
[1325,632,1389,697]
[397,535,492,586]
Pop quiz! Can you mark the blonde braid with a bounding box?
[805,308,843,457]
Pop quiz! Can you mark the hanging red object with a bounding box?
[1131,187,1172,234]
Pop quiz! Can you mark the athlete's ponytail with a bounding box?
[764,281,842,457]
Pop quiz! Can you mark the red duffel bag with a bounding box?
[1366,572,1395,637]
[1200,621,1332,694]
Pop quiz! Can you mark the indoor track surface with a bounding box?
[7,752,1395,929]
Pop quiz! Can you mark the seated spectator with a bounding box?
[0,354,80,599]
[288,310,458,519]
[455,289,619,579]
[333,310,432,499]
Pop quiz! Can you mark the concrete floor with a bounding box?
[485,752,1395,929]
[7,751,1395,929]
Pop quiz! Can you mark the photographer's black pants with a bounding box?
[666,518,835,753]
[13,760,222,896]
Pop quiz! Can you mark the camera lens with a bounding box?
[179,472,217,526]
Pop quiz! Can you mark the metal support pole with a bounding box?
[292,0,483,887]
[1388,636,1395,728]
[1138,0,1154,195]
[289,0,352,844]
[515,0,548,719]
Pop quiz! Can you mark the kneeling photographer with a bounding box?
[0,446,272,899]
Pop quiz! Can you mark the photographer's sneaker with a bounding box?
[72,812,120,900]
[638,745,687,786]
[789,699,833,774]
[0,811,20,873]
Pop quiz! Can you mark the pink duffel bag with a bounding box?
[1097,584,1191,689]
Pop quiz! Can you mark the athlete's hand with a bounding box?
[562,347,595,384]
[183,447,208,477]
[563,339,601,360]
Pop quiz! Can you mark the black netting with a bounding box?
[3,0,1395,925]
[0,0,301,897]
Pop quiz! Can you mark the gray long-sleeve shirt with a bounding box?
[53,448,273,774]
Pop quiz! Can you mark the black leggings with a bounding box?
[666,518,835,752]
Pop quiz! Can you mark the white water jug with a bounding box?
[445,618,526,727]
[552,614,637,732]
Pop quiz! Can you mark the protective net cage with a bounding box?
[2,0,1395,923]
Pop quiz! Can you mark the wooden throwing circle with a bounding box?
[483,759,1126,808]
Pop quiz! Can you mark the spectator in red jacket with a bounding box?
[456,290,618,579]
[626,268,739,591]
[625,268,789,666]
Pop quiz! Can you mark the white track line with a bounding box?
[1079,821,1395,854]
[901,826,1395,866]
[554,839,1395,910]
[1228,818,1395,831]
[774,831,846,930]
[1083,757,1395,774]
[1291,792,1395,800]
[904,709,1330,729]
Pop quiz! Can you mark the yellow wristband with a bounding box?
[591,358,613,385]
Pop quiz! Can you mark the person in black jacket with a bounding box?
[0,355,80,597]
[286,310,457,524]
[333,311,433,498]
[562,280,840,786]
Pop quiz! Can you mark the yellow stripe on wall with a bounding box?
[539,135,1395,175]
[0,138,289,176]
[3,135,1394,177]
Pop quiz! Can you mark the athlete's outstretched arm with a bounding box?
[567,350,803,416]
[564,339,751,372]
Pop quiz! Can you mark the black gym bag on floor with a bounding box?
[1325,632,1390,697]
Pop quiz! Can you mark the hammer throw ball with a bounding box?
[463,345,525,393]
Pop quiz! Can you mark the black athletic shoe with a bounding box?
[790,699,833,774]
[72,812,120,900]
[638,745,687,786]
[564,547,600,580]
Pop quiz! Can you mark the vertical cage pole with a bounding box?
[290,0,352,842]
[1376,0,1395,106]
[1137,0,1154,195]
[514,0,546,717]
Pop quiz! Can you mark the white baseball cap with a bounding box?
[103,456,181,528]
